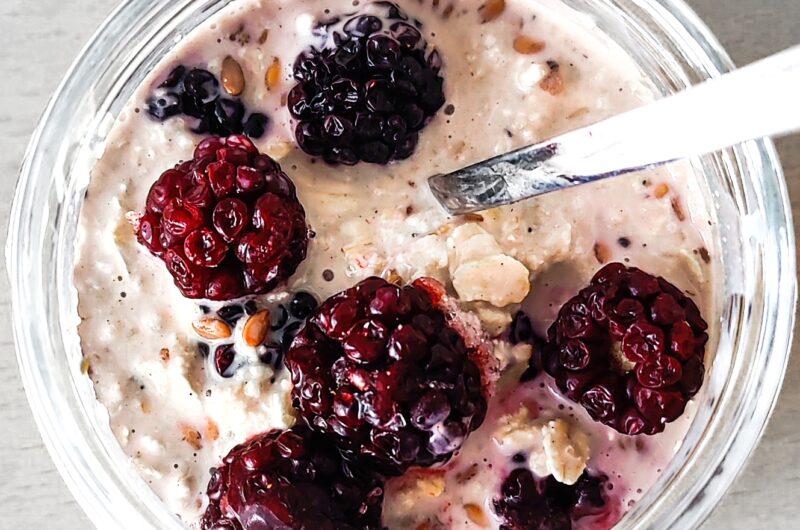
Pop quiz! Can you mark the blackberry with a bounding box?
[288,2,445,165]
[285,276,486,475]
[146,65,270,138]
[135,135,309,300]
[201,426,385,530]
[494,469,608,530]
[540,263,708,435]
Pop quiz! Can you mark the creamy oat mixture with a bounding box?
[74,0,716,527]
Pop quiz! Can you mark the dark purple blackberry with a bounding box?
[285,277,486,475]
[136,135,309,301]
[288,2,445,165]
[146,65,270,139]
[494,469,608,530]
[541,263,708,435]
[201,426,385,530]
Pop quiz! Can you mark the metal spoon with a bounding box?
[428,45,800,214]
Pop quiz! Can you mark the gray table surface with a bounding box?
[0,0,797,528]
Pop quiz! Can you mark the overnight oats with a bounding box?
[73,0,717,528]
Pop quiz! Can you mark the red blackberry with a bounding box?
[288,2,445,165]
[285,277,486,475]
[201,426,384,530]
[494,469,608,530]
[135,135,309,300]
[541,263,708,435]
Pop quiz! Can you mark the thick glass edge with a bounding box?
[616,1,798,528]
[7,0,796,529]
[7,0,222,527]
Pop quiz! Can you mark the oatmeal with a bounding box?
[74,0,717,527]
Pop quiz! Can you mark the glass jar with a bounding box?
[7,0,796,528]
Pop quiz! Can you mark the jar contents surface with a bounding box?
[74,0,717,528]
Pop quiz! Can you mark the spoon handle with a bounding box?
[428,45,800,214]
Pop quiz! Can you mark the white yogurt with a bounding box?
[74,0,717,527]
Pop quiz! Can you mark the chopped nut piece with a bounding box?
[80,357,91,374]
[654,183,670,198]
[539,65,564,95]
[243,309,270,346]
[493,340,532,370]
[494,406,544,455]
[494,407,591,485]
[384,268,404,285]
[461,213,484,223]
[671,197,686,221]
[205,419,220,441]
[193,317,232,340]
[455,463,480,483]
[448,224,530,306]
[538,419,590,485]
[265,140,293,160]
[680,249,704,283]
[434,223,454,237]
[265,58,282,90]
[472,303,514,336]
[452,255,530,306]
[221,56,245,96]
[513,35,546,54]
[160,348,170,362]
[181,426,203,450]
[567,107,590,120]
[593,242,611,264]
[479,0,505,23]
[464,504,490,527]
